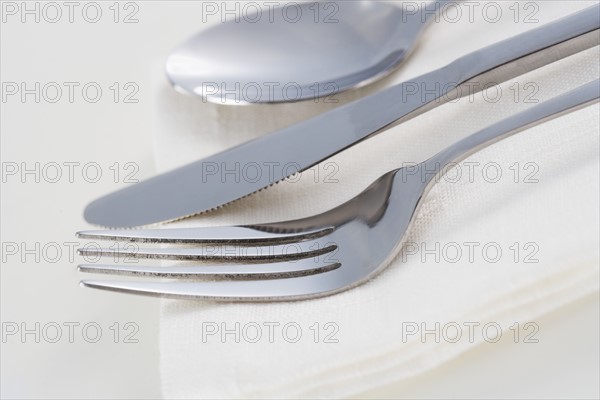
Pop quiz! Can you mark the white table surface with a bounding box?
[1,1,598,398]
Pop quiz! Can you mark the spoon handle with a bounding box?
[421,79,600,184]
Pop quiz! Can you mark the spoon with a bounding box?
[166,1,452,104]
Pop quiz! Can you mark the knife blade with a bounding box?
[84,5,600,227]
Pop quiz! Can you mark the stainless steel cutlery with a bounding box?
[84,5,600,228]
[77,79,600,300]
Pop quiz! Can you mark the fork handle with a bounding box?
[422,79,600,183]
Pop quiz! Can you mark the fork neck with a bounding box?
[416,79,599,187]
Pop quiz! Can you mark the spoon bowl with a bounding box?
[166,1,434,104]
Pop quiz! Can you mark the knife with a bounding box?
[85,5,600,227]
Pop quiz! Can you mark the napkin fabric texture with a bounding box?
[151,2,599,398]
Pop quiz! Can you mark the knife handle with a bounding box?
[452,5,600,98]
[374,5,600,135]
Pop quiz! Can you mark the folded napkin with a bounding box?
[151,1,599,397]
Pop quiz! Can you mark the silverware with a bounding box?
[167,1,452,104]
[84,6,600,228]
[77,79,600,300]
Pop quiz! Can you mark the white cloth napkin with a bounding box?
[151,1,599,397]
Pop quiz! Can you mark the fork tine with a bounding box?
[78,258,340,279]
[76,226,333,245]
[80,271,344,301]
[77,240,337,262]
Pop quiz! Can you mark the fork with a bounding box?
[77,80,599,301]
